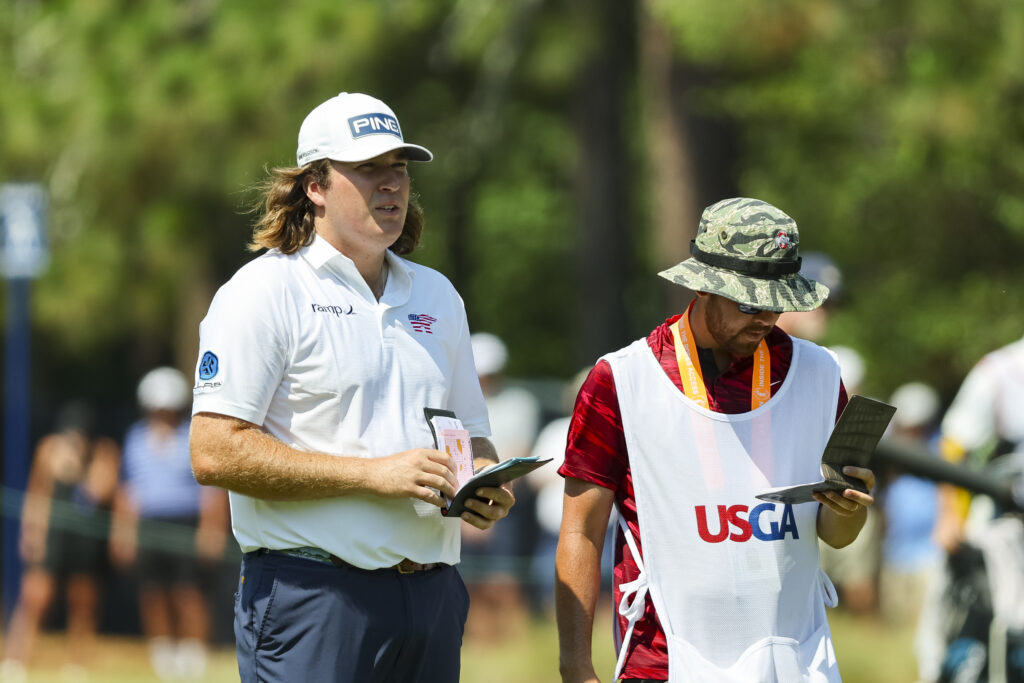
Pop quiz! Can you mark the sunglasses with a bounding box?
[736,303,766,315]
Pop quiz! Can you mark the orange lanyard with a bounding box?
[669,301,771,411]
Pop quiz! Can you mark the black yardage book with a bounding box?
[755,395,896,505]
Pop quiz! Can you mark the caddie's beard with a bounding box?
[705,298,772,358]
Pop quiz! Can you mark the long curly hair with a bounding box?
[247,159,423,255]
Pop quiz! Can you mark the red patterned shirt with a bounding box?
[558,315,848,680]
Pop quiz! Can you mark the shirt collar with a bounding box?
[298,234,414,305]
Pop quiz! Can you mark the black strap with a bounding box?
[690,240,801,278]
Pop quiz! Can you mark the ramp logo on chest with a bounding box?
[312,302,354,317]
[695,503,799,543]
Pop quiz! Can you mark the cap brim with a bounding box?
[658,258,829,313]
[299,141,433,166]
[331,139,433,163]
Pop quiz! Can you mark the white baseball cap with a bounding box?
[137,367,191,412]
[471,332,508,376]
[296,92,433,166]
[828,345,865,392]
[889,381,940,429]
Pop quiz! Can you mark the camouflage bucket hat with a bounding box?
[658,197,830,313]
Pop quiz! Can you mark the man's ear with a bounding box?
[303,175,327,208]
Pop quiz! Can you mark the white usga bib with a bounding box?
[607,336,842,683]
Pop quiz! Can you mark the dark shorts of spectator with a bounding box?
[136,515,201,590]
[43,514,107,578]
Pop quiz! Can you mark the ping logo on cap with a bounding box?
[348,113,402,139]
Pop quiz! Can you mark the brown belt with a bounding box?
[328,555,441,574]
[271,547,442,574]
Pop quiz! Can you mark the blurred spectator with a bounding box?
[935,334,1024,551]
[828,345,866,395]
[818,345,883,615]
[917,335,1024,682]
[109,367,228,681]
[877,382,943,628]
[460,333,541,642]
[776,251,844,342]
[525,367,602,614]
[1,402,120,683]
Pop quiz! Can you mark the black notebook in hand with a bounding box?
[424,407,552,517]
[755,395,896,505]
[442,457,552,517]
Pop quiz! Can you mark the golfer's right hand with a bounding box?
[371,449,458,507]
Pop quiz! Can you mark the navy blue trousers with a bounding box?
[235,551,469,683]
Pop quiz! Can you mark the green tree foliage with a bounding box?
[650,0,1024,397]
[0,0,589,422]
[2,0,1020,425]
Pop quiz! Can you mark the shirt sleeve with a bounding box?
[558,359,628,491]
[191,265,290,425]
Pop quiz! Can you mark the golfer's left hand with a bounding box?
[814,466,875,517]
[461,485,515,530]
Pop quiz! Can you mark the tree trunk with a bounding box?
[574,0,636,365]
[639,5,699,315]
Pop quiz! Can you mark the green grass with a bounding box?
[8,607,918,682]
[462,607,920,683]
[829,610,920,683]
[461,610,619,683]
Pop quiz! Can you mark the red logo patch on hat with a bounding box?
[774,231,791,249]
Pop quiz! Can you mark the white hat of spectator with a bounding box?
[137,367,191,412]
[471,333,508,377]
[889,381,940,429]
[829,345,865,392]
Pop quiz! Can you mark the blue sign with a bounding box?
[0,183,49,279]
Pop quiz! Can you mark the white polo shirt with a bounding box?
[192,234,490,568]
[942,336,1024,454]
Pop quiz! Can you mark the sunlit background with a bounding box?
[2,0,1023,681]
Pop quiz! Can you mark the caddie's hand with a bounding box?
[460,484,515,530]
[814,466,875,517]
[372,449,458,508]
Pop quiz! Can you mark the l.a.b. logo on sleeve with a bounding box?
[348,113,402,139]
[195,351,222,393]
[199,351,219,379]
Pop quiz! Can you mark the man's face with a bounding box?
[703,293,782,358]
[310,150,410,255]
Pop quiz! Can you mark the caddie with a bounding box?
[555,197,873,682]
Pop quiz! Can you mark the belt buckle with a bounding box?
[396,559,415,574]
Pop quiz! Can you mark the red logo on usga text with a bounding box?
[695,503,799,543]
